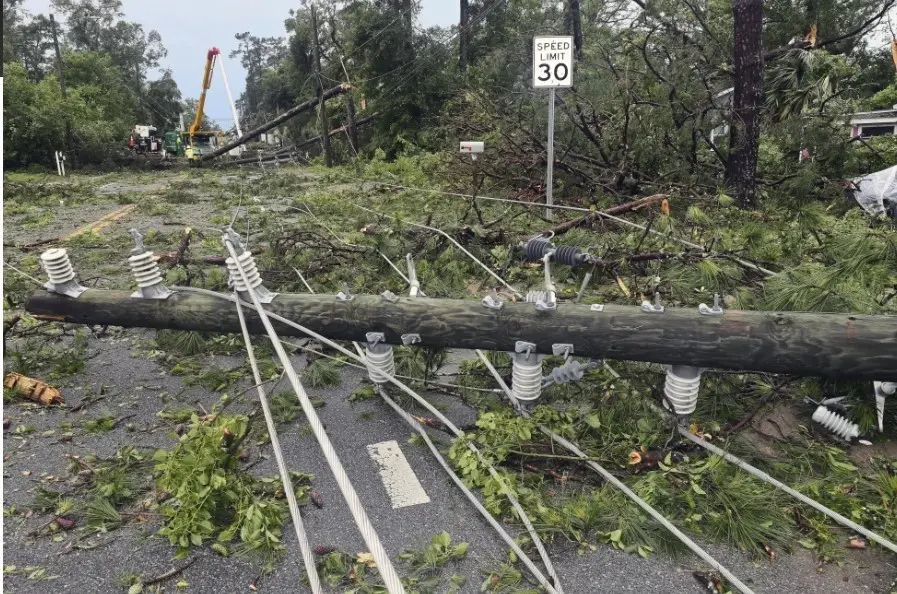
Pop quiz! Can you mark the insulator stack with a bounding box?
[365,345,395,385]
[523,237,554,261]
[128,251,164,289]
[41,248,76,285]
[525,290,550,304]
[512,353,543,402]
[663,365,702,415]
[226,251,263,292]
[552,245,586,268]
[812,406,859,441]
[522,237,587,268]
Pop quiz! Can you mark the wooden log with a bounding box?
[25,290,897,381]
[200,83,350,162]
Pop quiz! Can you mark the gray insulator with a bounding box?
[365,344,395,385]
[523,237,554,261]
[128,251,164,288]
[663,365,702,415]
[525,290,549,303]
[512,353,543,402]
[812,406,859,441]
[542,360,590,387]
[552,244,586,268]
[226,251,263,292]
[41,248,76,285]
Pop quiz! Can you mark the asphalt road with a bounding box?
[4,331,896,593]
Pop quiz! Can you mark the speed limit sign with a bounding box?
[533,36,573,88]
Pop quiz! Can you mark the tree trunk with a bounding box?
[25,289,897,381]
[568,0,583,60]
[199,84,349,161]
[726,0,764,208]
[344,93,359,155]
[311,6,333,168]
[460,0,469,72]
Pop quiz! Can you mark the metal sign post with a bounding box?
[533,36,573,220]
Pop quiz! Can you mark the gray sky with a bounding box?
[21,1,458,129]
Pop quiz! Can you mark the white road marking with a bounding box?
[366,440,430,509]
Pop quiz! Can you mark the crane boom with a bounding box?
[189,47,220,137]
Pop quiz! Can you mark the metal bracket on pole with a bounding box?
[641,292,665,313]
[482,290,504,309]
[552,343,574,358]
[698,294,723,316]
[515,341,537,359]
[401,333,421,345]
[365,331,391,355]
[336,283,355,302]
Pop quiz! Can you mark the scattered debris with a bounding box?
[4,373,63,405]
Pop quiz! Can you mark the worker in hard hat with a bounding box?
[175,134,183,156]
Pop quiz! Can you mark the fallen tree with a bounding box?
[25,289,897,381]
[200,84,350,162]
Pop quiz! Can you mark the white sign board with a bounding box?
[460,141,484,154]
[533,36,573,88]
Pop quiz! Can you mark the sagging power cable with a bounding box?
[232,289,323,593]
[475,353,756,594]
[171,284,562,594]
[222,237,407,594]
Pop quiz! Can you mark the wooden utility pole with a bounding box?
[567,1,583,60]
[344,94,359,155]
[26,289,897,381]
[49,14,72,154]
[459,0,469,72]
[726,0,764,208]
[49,15,67,98]
[310,5,333,167]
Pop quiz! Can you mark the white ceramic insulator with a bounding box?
[128,251,163,288]
[663,365,702,415]
[226,251,263,292]
[365,346,395,385]
[40,248,76,284]
[812,406,859,441]
[512,354,543,402]
[525,290,549,303]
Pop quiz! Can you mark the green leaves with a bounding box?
[154,414,288,558]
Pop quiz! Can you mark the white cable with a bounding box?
[678,427,897,555]
[350,202,524,298]
[171,285,561,593]
[477,354,755,594]
[376,387,558,594]
[542,427,755,594]
[222,240,406,594]
[337,178,775,277]
[232,290,323,593]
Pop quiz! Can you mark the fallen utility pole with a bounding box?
[26,290,897,381]
[200,84,350,162]
[220,116,377,167]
